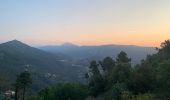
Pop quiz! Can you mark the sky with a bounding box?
[0,0,170,47]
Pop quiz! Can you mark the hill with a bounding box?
[40,43,157,64]
[0,40,87,91]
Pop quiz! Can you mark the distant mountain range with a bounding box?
[0,40,86,91]
[0,40,157,91]
[40,43,157,64]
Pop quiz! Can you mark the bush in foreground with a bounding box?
[35,83,88,100]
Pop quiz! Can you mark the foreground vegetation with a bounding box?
[29,40,170,100]
[1,40,170,100]
[85,40,170,100]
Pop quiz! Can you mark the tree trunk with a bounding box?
[15,87,18,100]
[22,87,26,100]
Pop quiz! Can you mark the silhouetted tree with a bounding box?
[116,51,131,63]
[88,60,105,96]
[128,64,155,94]
[100,57,115,73]
[156,60,170,98]
[15,71,32,100]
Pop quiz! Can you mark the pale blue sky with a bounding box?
[0,0,170,46]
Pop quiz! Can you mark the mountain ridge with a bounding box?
[41,42,155,48]
[40,43,157,64]
[0,40,87,91]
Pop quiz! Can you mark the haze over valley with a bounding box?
[0,40,156,91]
[1,0,170,100]
[40,43,156,64]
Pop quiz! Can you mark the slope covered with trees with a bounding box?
[86,40,170,100]
[0,40,87,92]
[32,40,170,100]
[1,40,170,100]
[40,43,156,64]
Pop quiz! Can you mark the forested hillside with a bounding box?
[40,43,156,64]
[1,40,170,100]
[33,40,170,100]
[0,40,87,92]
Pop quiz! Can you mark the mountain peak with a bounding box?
[10,39,22,43]
[1,40,29,48]
[61,43,78,47]
[7,40,24,44]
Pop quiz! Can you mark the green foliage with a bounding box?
[156,60,170,98]
[2,39,170,100]
[128,40,170,99]
[0,93,8,100]
[35,83,88,100]
[0,40,87,92]
[86,40,170,99]
[15,71,32,89]
[87,51,132,98]
[99,57,115,90]
[32,40,170,100]
[111,63,132,84]
[128,65,155,94]
[89,75,105,96]
[160,39,170,55]
[100,57,115,73]
[116,51,131,63]
[89,61,101,76]
[130,93,155,100]
[15,71,32,100]
[88,60,105,96]
[112,83,126,100]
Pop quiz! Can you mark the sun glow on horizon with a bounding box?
[0,0,170,47]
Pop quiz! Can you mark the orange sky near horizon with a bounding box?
[0,0,170,47]
[19,32,169,47]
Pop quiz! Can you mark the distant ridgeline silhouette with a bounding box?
[0,40,87,91]
[40,43,157,64]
